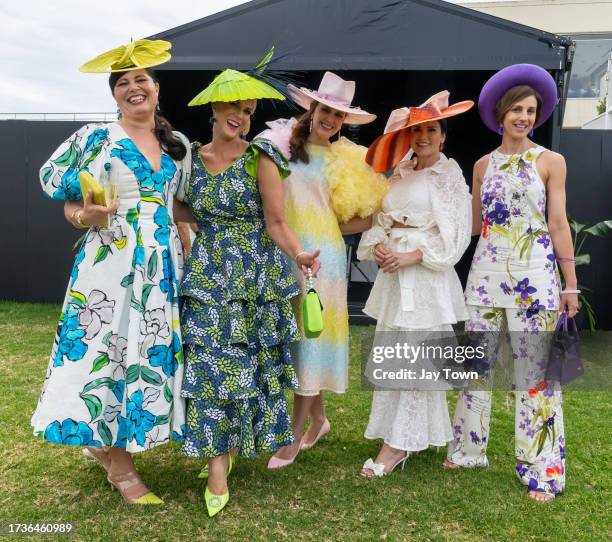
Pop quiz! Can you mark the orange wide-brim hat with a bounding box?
[366,91,474,173]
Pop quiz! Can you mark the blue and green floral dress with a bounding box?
[31,122,190,452]
[178,139,300,459]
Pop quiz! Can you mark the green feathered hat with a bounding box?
[188,47,287,106]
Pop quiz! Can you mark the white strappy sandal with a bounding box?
[360,453,409,478]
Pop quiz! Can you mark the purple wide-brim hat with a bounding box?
[478,64,558,133]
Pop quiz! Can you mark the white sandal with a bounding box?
[360,453,409,478]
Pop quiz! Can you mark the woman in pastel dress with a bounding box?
[176,51,320,516]
[358,92,474,477]
[444,64,579,502]
[261,72,388,468]
[31,40,190,504]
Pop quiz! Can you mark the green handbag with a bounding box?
[302,268,324,339]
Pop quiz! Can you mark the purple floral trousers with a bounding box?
[447,306,566,496]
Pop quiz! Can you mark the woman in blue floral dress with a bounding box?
[31,41,190,505]
[177,53,320,516]
[444,65,579,502]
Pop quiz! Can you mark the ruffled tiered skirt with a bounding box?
[179,218,300,458]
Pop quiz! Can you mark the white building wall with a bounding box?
[458,0,612,34]
[457,0,612,127]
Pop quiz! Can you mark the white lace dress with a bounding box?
[357,154,471,451]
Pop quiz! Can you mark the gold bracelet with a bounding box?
[294,250,307,262]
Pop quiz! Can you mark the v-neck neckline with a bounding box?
[197,142,249,177]
[113,122,164,174]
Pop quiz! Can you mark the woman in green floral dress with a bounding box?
[176,55,320,516]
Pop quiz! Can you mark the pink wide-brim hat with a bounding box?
[287,72,376,125]
[478,64,558,133]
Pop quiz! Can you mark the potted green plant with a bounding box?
[568,218,612,331]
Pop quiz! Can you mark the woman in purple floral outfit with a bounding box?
[444,65,579,502]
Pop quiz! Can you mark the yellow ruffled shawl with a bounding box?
[325,137,389,223]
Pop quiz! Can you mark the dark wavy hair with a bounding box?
[289,102,319,164]
[109,69,186,160]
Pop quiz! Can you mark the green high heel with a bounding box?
[204,454,233,517]
[198,451,235,479]
[204,486,229,517]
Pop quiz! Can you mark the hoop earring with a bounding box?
[497,125,504,135]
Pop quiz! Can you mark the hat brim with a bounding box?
[188,70,285,106]
[79,41,172,74]
[287,84,376,125]
[478,64,558,133]
[366,101,474,173]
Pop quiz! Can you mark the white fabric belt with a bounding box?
[388,228,426,312]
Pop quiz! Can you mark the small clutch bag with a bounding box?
[79,171,106,205]
[302,268,323,339]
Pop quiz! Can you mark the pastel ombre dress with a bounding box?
[258,118,388,396]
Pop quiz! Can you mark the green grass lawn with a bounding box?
[0,301,609,542]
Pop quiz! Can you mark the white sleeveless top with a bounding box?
[465,146,561,310]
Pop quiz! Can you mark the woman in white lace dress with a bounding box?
[358,92,473,477]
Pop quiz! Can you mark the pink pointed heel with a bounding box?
[267,442,301,469]
[300,418,330,450]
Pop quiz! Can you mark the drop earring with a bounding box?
[209,117,216,126]
[529,128,534,137]
[116,106,122,120]
[497,125,504,135]
[309,117,313,133]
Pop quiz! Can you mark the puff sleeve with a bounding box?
[357,211,392,261]
[39,123,111,201]
[325,137,389,223]
[246,138,291,180]
[417,159,472,272]
[255,118,296,161]
[173,131,192,203]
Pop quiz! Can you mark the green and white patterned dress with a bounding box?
[179,139,300,459]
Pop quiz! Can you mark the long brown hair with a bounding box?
[495,85,543,126]
[289,102,319,164]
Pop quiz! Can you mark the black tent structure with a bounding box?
[13,0,612,330]
[149,0,573,152]
[149,0,574,318]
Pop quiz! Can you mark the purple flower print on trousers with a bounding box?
[514,278,537,301]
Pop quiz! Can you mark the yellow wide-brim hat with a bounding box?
[79,39,172,73]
